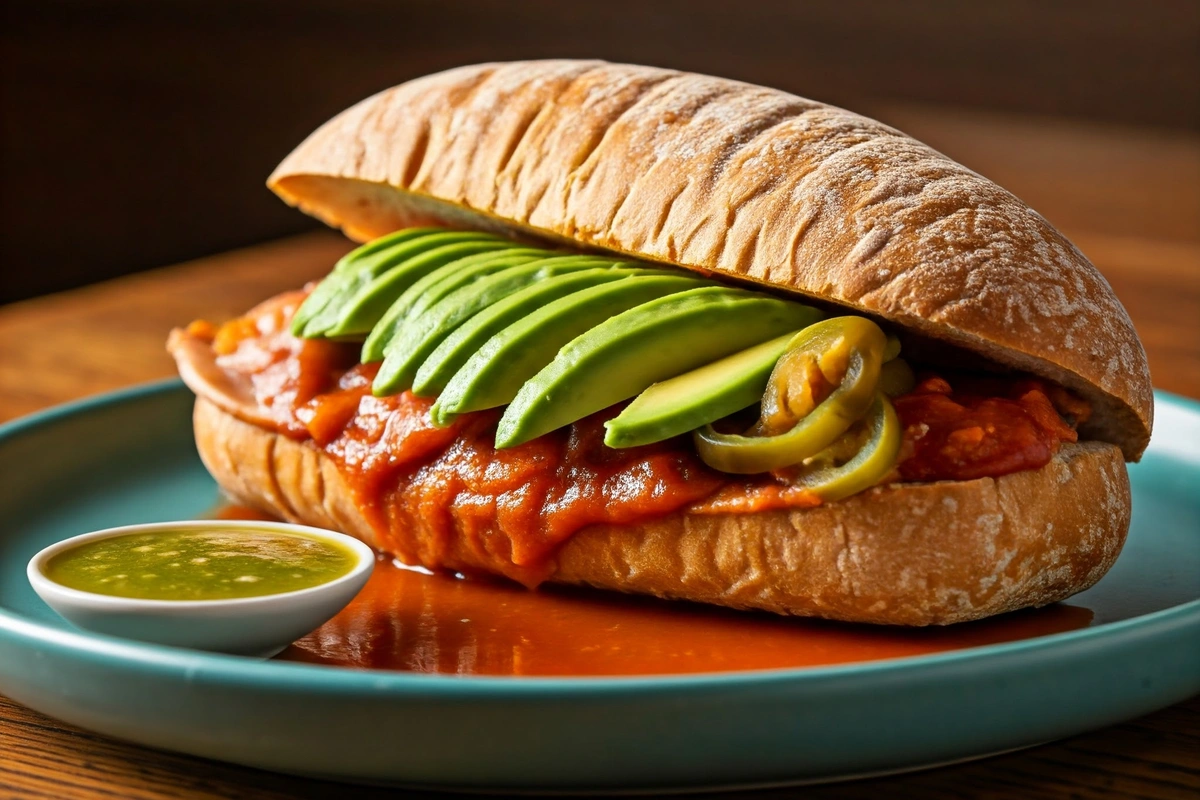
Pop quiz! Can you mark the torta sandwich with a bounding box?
[169,60,1151,625]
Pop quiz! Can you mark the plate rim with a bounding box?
[1,379,1198,694]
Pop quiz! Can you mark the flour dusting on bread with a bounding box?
[270,61,1151,459]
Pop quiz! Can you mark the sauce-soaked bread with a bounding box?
[193,397,1129,625]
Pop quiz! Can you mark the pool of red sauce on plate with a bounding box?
[211,504,1094,677]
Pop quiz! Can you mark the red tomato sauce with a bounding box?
[314,369,723,583]
[200,292,1087,580]
[277,557,1094,676]
[894,375,1085,482]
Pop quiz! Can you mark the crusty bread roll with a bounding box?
[268,60,1151,460]
[193,398,1129,625]
[170,60,1153,625]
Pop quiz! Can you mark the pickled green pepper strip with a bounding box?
[883,334,901,361]
[788,393,901,501]
[693,316,887,474]
[878,357,916,397]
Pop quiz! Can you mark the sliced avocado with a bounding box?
[495,287,821,448]
[361,248,548,363]
[300,231,504,338]
[431,274,712,425]
[317,239,516,339]
[291,227,442,335]
[373,256,628,396]
[411,266,681,397]
[602,323,823,448]
[407,249,553,319]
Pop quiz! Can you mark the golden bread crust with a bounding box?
[267,60,1152,459]
[194,398,1130,626]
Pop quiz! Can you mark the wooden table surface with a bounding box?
[0,105,1197,799]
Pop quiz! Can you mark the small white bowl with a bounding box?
[28,520,375,658]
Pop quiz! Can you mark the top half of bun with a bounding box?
[267,60,1152,460]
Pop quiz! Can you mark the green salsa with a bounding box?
[44,529,359,601]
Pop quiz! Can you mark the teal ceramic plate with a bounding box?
[0,381,1197,793]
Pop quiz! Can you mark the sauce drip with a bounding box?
[277,559,1094,677]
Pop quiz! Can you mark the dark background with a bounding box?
[2,0,1197,304]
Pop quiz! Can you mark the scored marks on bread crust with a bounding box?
[268,60,1152,459]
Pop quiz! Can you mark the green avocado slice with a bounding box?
[373,256,628,396]
[299,231,504,338]
[602,323,823,448]
[405,249,553,319]
[411,266,684,398]
[431,274,712,425]
[361,248,549,363]
[495,287,822,448]
[319,239,515,338]
[291,227,443,335]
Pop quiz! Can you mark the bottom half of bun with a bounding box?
[194,398,1131,625]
